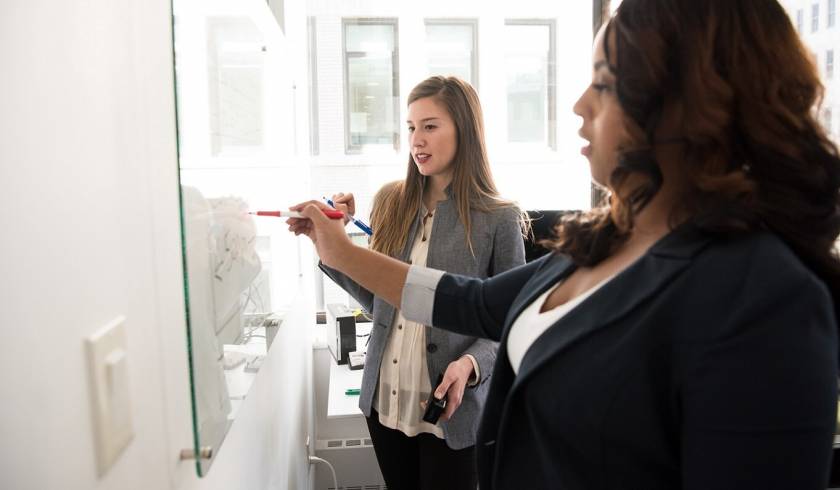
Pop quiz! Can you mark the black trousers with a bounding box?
[366,410,478,490]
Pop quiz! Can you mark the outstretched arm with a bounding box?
[319,262,375,313]
[288,201,408,307]
[288,200,547,340]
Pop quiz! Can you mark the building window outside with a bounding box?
[829,0,836,28]
[206,18,265,157]
[787,4,838,147]
[343,19,400,153]
[424,19,478,88]
[813,3,820,32]
[504,20,556,149]
[798,9,805,32]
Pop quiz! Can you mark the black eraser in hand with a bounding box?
[422,374,447,424]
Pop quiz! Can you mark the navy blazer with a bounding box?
[429,226,838,489]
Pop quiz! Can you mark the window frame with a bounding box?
[342,17,401,154]
[307,16,319,156]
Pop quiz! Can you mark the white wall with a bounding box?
[0,1,313,489]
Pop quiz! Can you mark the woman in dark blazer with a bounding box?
[289,1,840,488]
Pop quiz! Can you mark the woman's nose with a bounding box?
[573,93,587,118]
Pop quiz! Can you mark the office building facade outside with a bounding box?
[782,0,840,142]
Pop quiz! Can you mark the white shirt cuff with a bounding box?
[400,265,445,326]
[463,354,480,387]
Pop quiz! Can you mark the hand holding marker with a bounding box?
[249,209,345,219]
[323,196,373,236]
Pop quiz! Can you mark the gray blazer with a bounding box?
[320,192,525,449]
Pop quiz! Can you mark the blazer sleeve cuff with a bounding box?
[401,265,445,326]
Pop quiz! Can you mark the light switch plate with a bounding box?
[86,316,134,476]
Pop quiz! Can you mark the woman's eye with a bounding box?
[592,83,611,93]
[407,126,415,133]
[424,124,436,131]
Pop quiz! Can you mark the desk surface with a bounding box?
[327,359,365,419]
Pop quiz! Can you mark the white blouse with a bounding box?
[506,274,615,375]
[375,209,443,437]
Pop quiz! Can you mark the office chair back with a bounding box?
[524,210,576,263]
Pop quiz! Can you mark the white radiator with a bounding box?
[314,437,387,490]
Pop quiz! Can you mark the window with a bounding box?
[206,18,265,156]
[829,0,837,27]
[797,9,805,32]
[504,20,556,148]
[424,19,478,87]
[828,49,835,79]
[343,19,400,152]
[813,3,820,32]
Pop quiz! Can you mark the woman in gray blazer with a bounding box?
[320,76,525,490]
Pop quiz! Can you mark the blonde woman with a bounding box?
[320,76,526,490]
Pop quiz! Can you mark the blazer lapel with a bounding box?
[501,254,576,333]
[512,226,711,387]
[399,211,422,262]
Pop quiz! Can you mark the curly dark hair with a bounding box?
[551,0,840,305]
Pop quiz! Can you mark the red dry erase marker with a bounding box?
[249,210,344,219]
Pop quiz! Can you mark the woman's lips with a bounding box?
[415,153,431,164]
[578,129,591,157]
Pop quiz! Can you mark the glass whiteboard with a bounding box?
[171,0,307,475]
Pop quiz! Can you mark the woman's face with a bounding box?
[573,23,630,188]
[407,96,458,180]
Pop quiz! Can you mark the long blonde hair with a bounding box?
[369,76,526,257]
